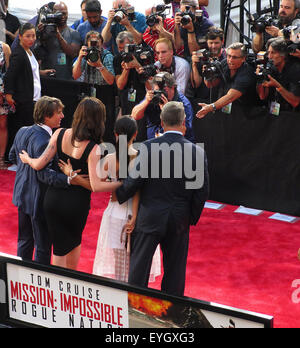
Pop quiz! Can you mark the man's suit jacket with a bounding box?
[4,43,34,104]
[9,125,68,218]
[116,132,209,236]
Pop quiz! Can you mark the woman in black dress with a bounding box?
[20,97,121,270]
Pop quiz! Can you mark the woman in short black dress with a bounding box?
[20,97,121,270]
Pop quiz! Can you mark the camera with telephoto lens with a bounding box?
[196,49,222,81]
[196,48,212,60]
[178,6,203,26]
[256,52,278,83]
[38,5,63,38]
[121,44,157,81]
[202,59,223,81]
[86,40,100,63]
[178,6,195,26]
[151,73,169,105]
[121,44,137,63]
[247,13,279,33]
[113,5,136,24]
[138,50,157,82]
[282,25,300,53]
[146,4,171,27]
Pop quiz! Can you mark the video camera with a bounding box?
[86,40,100,63]
[121,44,157,82]
[247,13,279,33]
[282,25,300,53]
[178,6,203,26]
[256,51,278,83]
[38,4,63,37]
[151,73,169,105]
[113,5,136,24]
[195,49,223,81]
[146,4,171,27]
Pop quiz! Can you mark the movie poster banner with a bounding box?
[7,263,128,328]
[1,257,273,329]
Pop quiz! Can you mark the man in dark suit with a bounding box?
[116,101,209,296]
[9,96,70,265]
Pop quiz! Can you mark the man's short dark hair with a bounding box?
[206,27,224,42]
[34,96,64,124]
[267,37,289,57]
[85,0,101,13]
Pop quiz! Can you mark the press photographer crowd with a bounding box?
[0,0,299,170]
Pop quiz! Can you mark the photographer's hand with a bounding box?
[262,75,281,89]
[145,90,154,103]
[265,26,280,38]
[159,94,169,110]
[5,94,15,107]
[79,46,88,60]
[290,49,300,59]
[196,103,213,119]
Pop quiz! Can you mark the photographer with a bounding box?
[35,2,81,80]
[113,31,150,141]
[73,31,115,86]
[102,0,147,54]
[174,0,214,61]
[154,38,190,95]
[256,37,300,113]
[143,5,184,57]
[131,72,195,142]
[190,27,226,99]
[196,43,257,119]
[168,0,210,19]
[252,0,300,53]
[77,0,108,47]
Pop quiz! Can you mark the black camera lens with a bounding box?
[181,15,191,26]
[146,14,159,27]
[87,47,100,63]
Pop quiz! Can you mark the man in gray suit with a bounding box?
[116,101,209,296]
[9,96,69,265]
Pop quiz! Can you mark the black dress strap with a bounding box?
[57,128,67,157]
[80,141,97,162]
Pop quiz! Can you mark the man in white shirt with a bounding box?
[154,38,191,95]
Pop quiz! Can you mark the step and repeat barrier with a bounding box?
[41,77,117,145]
[0,253,273,329]
[193,105,300,217]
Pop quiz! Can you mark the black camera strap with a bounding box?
[160,57,176,75]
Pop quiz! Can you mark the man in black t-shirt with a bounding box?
[3,0,20,46]
[113,31,151,141]
[257,38,300,113]
[196,42,257,119]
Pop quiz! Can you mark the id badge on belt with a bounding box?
[57,53,67,65]
[128,89,137,103]
[270,101,281,116]
[222,103,232,115]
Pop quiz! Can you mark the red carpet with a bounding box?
[1,170,300,328]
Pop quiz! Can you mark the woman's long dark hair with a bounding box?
[114,116,138,165]
[71,97,106,145]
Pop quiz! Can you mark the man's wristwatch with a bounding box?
[211,103,217,113]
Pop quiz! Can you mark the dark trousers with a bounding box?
[17,209,52,265]
[128,222,190,297]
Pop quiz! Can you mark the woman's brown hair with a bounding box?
[71,97,106,145]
